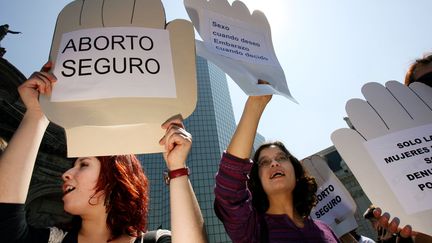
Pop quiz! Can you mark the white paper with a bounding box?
[184,0,296,102]
[364,123,432,214]
[203,10,277,66]
[52,27,176,101]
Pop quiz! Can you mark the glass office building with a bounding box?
[139,56,264,242]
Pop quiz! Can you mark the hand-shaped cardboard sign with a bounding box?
[332,81,432,235]
[303,155,358,237]
[184,0,296,102]
[40,0,197,157]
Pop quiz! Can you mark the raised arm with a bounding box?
[227,93,272,158]
[0,62,56,203]
[159,115,208,243]
[213,87,272,242]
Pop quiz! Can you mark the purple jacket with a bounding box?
[214,152,341,243]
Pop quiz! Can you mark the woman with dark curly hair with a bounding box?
[214,89,339,242]
[249,141,319,218]
[0,62,207,243]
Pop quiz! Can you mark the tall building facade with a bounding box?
[139,56,264,242]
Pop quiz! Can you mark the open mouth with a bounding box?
[63,185,76,195]
[270,171,285,179]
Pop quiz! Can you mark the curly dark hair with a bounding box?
[249,141,318,217]
[93,155,149,239]
[405,53,432,86]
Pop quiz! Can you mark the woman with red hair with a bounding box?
[0,62,207,243]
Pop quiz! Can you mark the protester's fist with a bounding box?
[18,62,56,113]
[40,0,197,156]
[331,81,432,235]
[159,115,192,170]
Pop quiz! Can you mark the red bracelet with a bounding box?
[164,167,190,185]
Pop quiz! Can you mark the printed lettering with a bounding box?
[62,39,77,53]
[396,138,422,148]
[314,195,342,218]
[212,21,230,31]
[423,135,432,142]
[60,57,160,77]
[418,182,432,191]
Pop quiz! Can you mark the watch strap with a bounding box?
[164,167,190,185]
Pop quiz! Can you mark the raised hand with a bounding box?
[370,207,414,240]
[159,115,192,170]
[159,115,207,243]
[248,79,273,104]
[0,63,55,203]
[18,62,56,114]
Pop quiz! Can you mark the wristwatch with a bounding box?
[164,167,190,185]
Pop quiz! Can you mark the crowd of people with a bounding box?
[0,35,431,243]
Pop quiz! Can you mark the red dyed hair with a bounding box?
[94,155,149,238]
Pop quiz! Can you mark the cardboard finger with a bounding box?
[385,81,432,126]
[230,1,253,21]
[302,155,331,185]
[49,1,83,61]
[410,82,432,109]
[80,0,104,27]
[101,0,165,28]
[362,82,413,132]
[166,19,197,118]
[132,0,165,27]
[103,0,138,26]
[346,98,389,139]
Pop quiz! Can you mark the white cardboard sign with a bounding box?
[40,0,197,157]
[52,27,176,101]
[331,81,432,235]
[204,10,277,66]
[311,180,355,224]
[184,0,296,102]
[303,155,357,237]
[364,124,432,214]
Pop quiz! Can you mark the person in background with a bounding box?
[214,81,340,243]
[0,62,207,243]
[404,53,432,87]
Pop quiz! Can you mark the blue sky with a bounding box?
[1,0,432,158]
